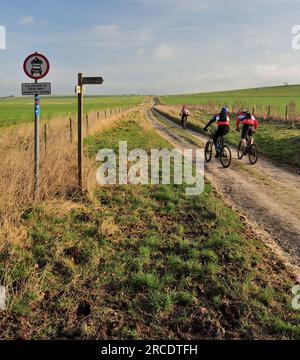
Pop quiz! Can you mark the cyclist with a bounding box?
[180,105,189,129]
[236,111,258,149]
[204,107,230,158]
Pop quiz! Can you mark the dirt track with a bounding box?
[146,107,300,279]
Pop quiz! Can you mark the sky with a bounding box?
[1,0,300,96]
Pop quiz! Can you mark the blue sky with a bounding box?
[1,0,300,96]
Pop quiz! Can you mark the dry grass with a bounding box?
[0,107,140,248]
[1,106,299,340]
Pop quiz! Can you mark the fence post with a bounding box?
[252,106,255,116]
[25,138,30,151]
[267,105,271,120]
[44,124,48,153]
[86,114,89,135]
[69,117,73,143]
[97,112,100,120]
[285,105,288,122]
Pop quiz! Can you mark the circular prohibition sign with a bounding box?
[23,52,50,80]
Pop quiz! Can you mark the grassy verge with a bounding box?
[154,106,300,168]
[0,114,299,339]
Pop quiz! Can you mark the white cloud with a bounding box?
[136,47,145,55]
[20,16,35,26]
[254,36,273,45]
[154,43,179,60]
[132,0,211,12]
[92,25,121,39]
[253,64,278,77]
[90,24,152,48]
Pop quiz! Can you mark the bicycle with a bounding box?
[181,113,189,130]
[237,129,259,165]
[204,130,232,168]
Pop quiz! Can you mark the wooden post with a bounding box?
[267,105,271,120]
[285,105,288,122]
[86,114,89,135]
[25,138,29,151]
[252,106,255,116]
[69,117,73,143]
[97,112,99,120]
[44,124,48,152]
[77,73,83,191]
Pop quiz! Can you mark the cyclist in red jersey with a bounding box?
[236,111,258,149]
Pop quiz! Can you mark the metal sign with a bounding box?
[82,77,104,85]
[22,82,51,95]
[23,52,50,80]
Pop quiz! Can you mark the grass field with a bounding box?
[1,113,299,339]
[155,106,300,168]
[161,85,300,118]
[0,95,143,127]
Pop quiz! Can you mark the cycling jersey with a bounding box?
[180,108,189,116]
[236,112,258,129]
[204,112,230,129]
[215,113,230,126]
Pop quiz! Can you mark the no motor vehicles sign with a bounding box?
[23,52,50,80]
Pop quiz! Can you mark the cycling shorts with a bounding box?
[241,124,255,140]
[213,125,230,143]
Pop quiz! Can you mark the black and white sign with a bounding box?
[22,82,51,95]
[23,52,50,80]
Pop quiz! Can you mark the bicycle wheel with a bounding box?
[220,145,232,168]
[249,143,258,165]
[237,141,244,160]
[205,141,213,162]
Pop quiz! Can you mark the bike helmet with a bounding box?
[221,106,229,113]
[245,111,251,119]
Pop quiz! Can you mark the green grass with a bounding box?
[1,116,299,339]
[161,85,300,117]
[154,107,300,168]
[0,95,143,127]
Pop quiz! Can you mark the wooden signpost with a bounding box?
[76,74,104,192]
